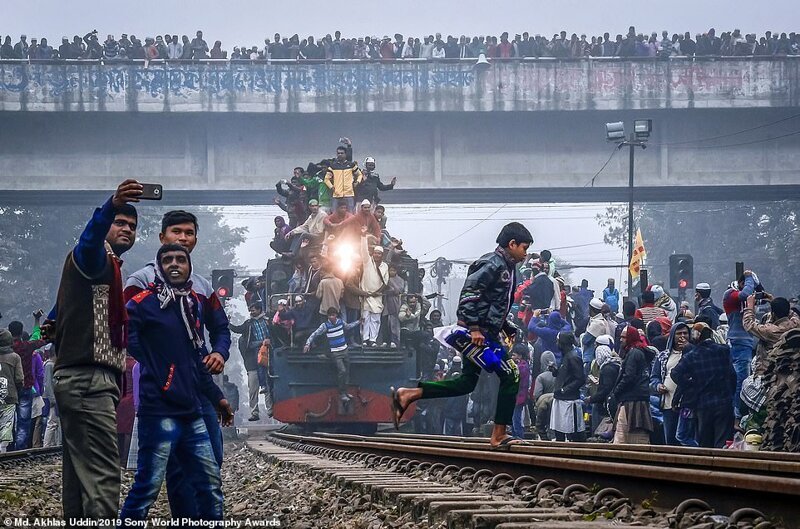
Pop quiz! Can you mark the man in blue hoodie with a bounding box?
[123,210,231,518]
[121,244,232,520]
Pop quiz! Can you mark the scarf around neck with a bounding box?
[153,264,204,350]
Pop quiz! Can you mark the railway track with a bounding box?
[0,446,61,466]
[252,431,797,528]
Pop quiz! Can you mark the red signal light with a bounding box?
[217,287,229,297]
[678,279,688,289]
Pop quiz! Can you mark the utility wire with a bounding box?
[583,145,622,188]
[418,204,506,258]
[651,112,800,147]
[678,128,800,149]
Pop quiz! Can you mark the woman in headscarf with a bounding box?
[549,332,586,442]
[611,326,654,444]
[585,335,621,434]
[650,322,698,446]
[646,317,672,352]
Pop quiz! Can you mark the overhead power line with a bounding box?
[681,128,800,149]
[652,112,800,147]
[583,145,621,188]
[418,203,507,258]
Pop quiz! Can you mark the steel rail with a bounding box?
[325,432,800,475]
[0,446,62,463]
[268,431,800,525]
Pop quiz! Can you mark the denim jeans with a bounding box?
[675,410,699,447]
[662,408,679,446]
[729,341,752,418]
[512,404,526,438]
[442,418,464,436]
[165,400,224,519]
[13,388,33,450]
[121,415,223,520]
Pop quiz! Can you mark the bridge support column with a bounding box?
[659,122,669,181]
[433,121,442,185]
[206,123,216,186]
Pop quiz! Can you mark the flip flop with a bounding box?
[490,436,529,451]
[390,386,407,431]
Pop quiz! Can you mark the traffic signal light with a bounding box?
[669,254,694,290]
[212,269,234,300]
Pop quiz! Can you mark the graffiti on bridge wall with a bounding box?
[0,60,794,110]
[0,63,475,99]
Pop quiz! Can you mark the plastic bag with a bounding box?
[594,416,614,440]
[434,325,513,375]
[257,342,270,368]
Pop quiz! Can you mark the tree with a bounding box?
[0,204,247,324]
[597,201,800,299]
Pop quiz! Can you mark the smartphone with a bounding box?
[140,183,163,200]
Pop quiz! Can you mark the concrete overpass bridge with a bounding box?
[1,58,798,204]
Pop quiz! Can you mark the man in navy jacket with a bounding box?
[120,244,232,520]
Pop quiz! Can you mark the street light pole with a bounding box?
[620,133,647,296]
[605,120,650,298]
[627,132,635,291]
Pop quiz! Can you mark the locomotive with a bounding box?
[263,256,422,433]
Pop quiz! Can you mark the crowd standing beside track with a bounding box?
[1,135,800,522]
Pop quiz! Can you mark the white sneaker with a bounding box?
[379,342,388,347]
[389,342,397,348]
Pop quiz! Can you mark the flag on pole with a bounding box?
[629,228,646,281]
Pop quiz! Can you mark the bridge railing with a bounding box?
[1,55,799,67]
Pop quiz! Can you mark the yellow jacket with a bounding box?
[324,161,363,198]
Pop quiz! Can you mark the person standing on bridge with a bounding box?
[391,222,533,449]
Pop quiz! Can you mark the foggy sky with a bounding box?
[224,203,628,311]
[4,1,797,49]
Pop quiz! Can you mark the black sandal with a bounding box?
[390,386,407,430]
[490,436,529,451]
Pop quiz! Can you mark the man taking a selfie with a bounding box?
[49,179,143,519]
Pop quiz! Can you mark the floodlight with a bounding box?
[606,122,625,141]
[634,119,652,139]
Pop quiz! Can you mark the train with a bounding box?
[263,256,422,433]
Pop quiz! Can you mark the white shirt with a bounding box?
[420,43,434,58]
[168,42,183,59]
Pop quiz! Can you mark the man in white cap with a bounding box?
[272,299,293,347]
[337,199,383,242]
[286,294,317,346]
[581,298,617,372]
[358,228,388,347]
[355,156,396,206]
[695,282,723,330]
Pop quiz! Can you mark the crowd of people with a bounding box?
[234,137,446,421]
[394,239,800,452]
[0,137,798,522]
[2,26,799,62]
